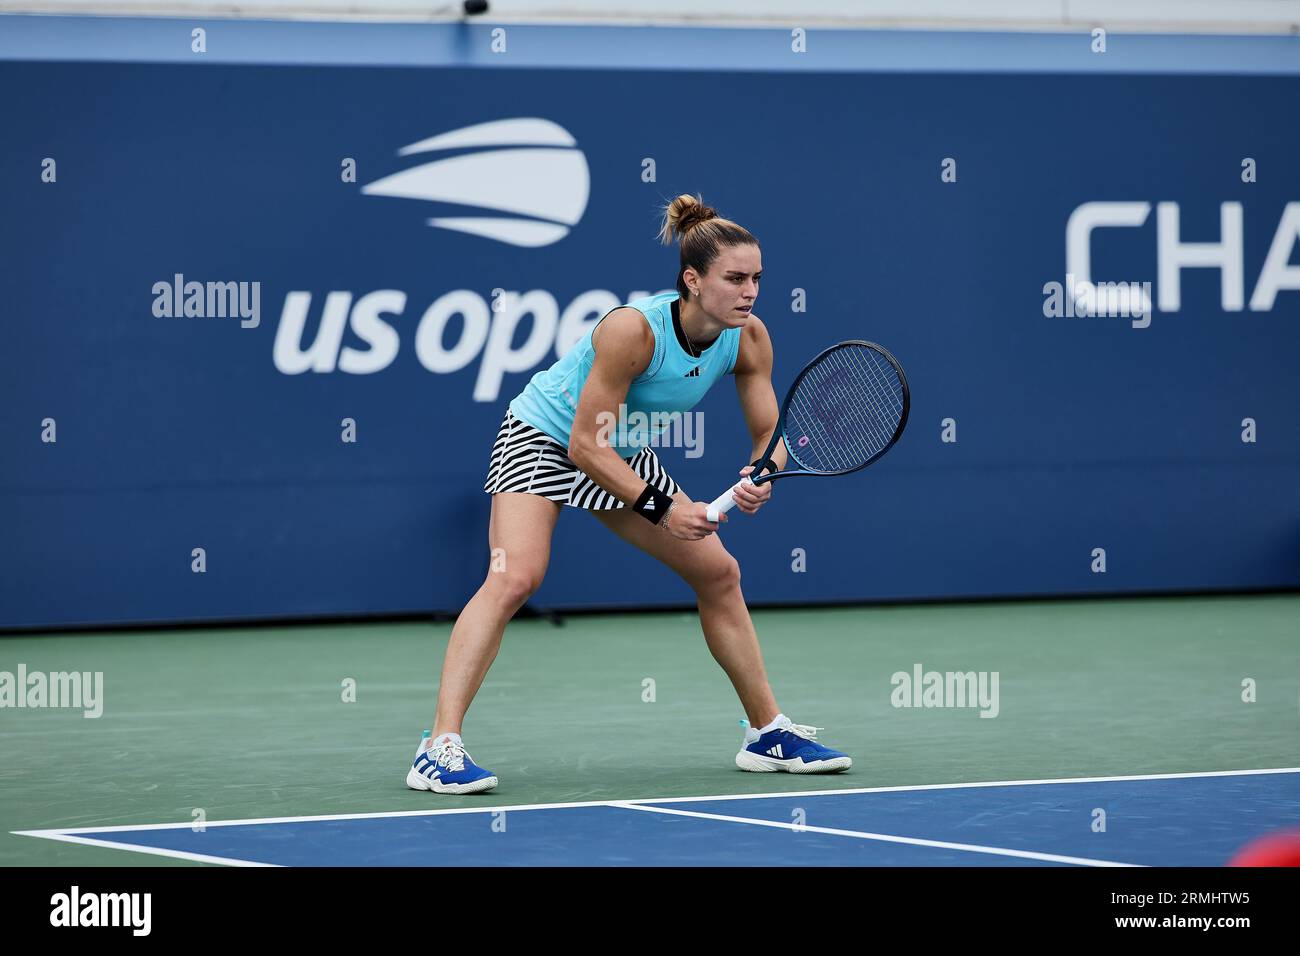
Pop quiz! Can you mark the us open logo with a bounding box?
[362,117,590,247]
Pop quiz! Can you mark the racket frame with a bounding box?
[704,339,910,520]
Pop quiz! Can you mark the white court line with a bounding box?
[636,765,1300,806]
[12,766,1300,867]
[15,765,1299,836]
[610,802,1139,867]
[13,800,622,836]
[19,832,278,868]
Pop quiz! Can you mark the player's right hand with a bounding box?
[665,498,725,540]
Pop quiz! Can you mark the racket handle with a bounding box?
[705,476,753,523]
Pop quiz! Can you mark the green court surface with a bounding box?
[1,594,1297,866]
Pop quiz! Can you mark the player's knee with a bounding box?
[486,566,545,611]
[721,555,741,591]
[696,554,741,596]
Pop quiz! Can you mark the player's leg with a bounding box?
[408,491,561,794]
[434,490,561,734]
[590,491,851,774]
[590,491,778,727]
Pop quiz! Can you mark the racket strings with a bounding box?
[785,344,905,473]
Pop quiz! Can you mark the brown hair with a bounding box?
[657,194,759,300]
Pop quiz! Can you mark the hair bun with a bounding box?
[658,194,718,245]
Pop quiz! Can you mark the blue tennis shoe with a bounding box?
[406,731,499,794]
[735,715,852,774]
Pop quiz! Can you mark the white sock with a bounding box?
[756,714,787,735]
[433,732,463,749]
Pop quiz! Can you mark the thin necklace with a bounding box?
[681,311,700,358]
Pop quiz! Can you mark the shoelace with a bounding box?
[433,740,468,772]
[742,719,827,743]
[785,722,823,741]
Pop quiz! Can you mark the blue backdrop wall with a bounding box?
[2,18,1299,628]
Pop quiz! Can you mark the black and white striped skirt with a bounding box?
[483,407,680,510]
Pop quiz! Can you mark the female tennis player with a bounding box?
[407,195,852,794]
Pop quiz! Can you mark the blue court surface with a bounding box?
[15,768,1300,867]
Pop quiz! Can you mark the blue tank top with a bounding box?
[509,291,742,459]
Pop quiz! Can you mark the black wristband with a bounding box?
[633,483,673,525]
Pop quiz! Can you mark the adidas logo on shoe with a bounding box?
[736,717,852,775]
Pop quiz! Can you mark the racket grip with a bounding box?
[705,476,753,523]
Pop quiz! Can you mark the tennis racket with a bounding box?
[704,340,910,522]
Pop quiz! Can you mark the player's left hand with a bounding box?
[733,465,773,514]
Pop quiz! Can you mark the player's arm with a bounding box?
[733,314,789,485]
[569,309,721,539]
[567,309,655,506]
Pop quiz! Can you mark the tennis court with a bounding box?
[5,595,1297,867]
[6,9,1300,945]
